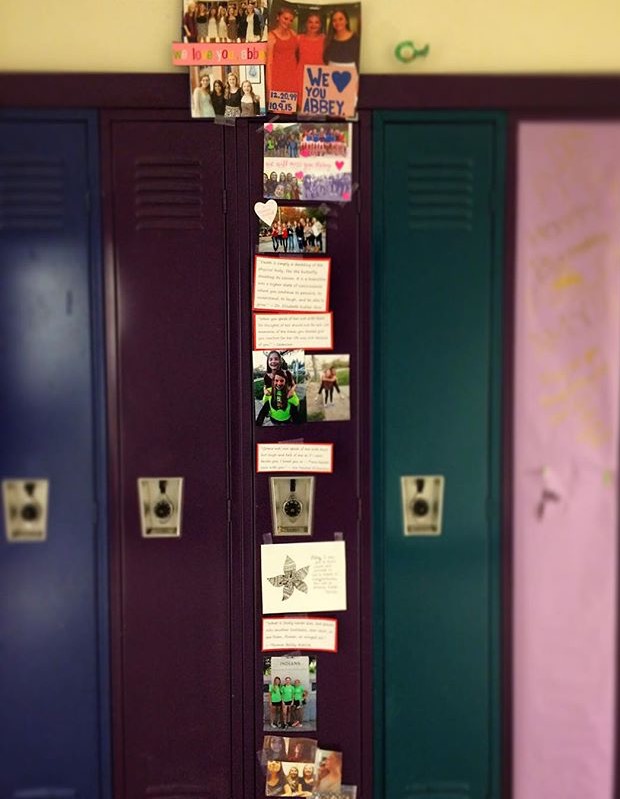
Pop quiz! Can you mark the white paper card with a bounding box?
[262,616,338,652]
[256,443,333,473]
[254,313,333,351]
[261,541,347,614]
[253,256,330,312]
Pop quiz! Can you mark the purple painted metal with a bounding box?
[102,110,234,799]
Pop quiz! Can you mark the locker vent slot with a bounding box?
[145,786,212,798]
[407,159,474,231]
[134,160,204,230]
[403,780,471,798]
[0,160,65,231]
[12,789,77,798]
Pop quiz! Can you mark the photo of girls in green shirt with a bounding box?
[263,654,317,731]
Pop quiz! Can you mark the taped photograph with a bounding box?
[266,0,361,113]
[263,654,317,732]
[264,122,352,202]
[257,205,328,253]
[189,64,266,118]
[304,353,350,422]
[182,0,270,43]
[254,349,307,426]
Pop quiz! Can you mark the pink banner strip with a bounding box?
[514,123,619,799]
[172,41,267,66]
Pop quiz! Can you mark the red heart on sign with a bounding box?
[335,161,344,170]
[265,123,274,133]
[295,171,304,179]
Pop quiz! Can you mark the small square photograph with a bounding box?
[257,205,328,254]
[304,354,350,423]
[263,735,317,762]
[182,1,270,44]
[190,65,266,119]
[263,654,317,732]
[265,759,318,796]
[264,123,353,202]
[314,749,343,794]
[254,350,307,426]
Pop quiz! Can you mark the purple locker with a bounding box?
[103,112,236,799]
[233,118,373,799]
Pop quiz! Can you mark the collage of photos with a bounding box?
[264,655,317,732]
[257,205,328,254]
[264,123,352,202]
[262,740,344,796]
[190,64,266,118]
[267,1,361,112]
[253,351,350,425]
[182,0,270,43]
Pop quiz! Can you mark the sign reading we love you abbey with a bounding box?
[300,65,358,119]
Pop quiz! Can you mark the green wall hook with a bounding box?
[395,41,430,64]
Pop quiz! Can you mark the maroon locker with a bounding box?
[232,119,373,799]
[103,112,239,799]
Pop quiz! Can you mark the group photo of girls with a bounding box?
[189,65,265,118]
[257,205,328,253]
[263,655,317,732]
[266,0,361,111]
[182,0,269,43]
[264,123,349,158]
[253,350,307,426]
[264,123,352,201]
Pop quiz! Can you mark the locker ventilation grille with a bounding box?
[145,786,211,798]
[134,160,204,230]
[407,159,474,231]
[12,789,77,798]
[0,160,65,231]
[403,780,471,798]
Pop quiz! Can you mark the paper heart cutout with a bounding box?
[264,123,274,133]
[331,71,352,93]
[295,171,304,179]
[342,192,351,201]
[335,161,344,171]
[300,147,310,157]
[254,199,278,226]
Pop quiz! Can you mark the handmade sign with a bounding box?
[300,65,358,118]
[254,199,278,226]
[268,90,298,114]
[172,41,267,65]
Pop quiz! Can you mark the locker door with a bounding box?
[103,114,234,799]
[0,113,109,798]
[373,113,505,799]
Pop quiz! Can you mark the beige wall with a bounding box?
[2,0,620,74]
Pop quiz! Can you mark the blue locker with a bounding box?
[0,112,109,798]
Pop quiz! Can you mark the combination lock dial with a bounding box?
[283,497,303,518]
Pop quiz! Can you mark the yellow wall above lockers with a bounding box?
[2,0,620,74]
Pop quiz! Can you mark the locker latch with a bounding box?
[138,477,184,538]
[2,479,50,542]
[401,475,444,536]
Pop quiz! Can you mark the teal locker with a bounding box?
[373,113,505,799]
